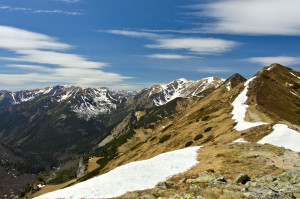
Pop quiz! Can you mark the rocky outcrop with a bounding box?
[131,170,299,199]
[76,157,86,178]
[235,174,251,184]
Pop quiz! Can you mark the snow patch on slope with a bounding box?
[232,77,268,131]
[35,146,201,199]
[233,138,248,143]
[226,82,231,91]
[290,72,300,80]
[258,124,300,152]
[57,90,74,102]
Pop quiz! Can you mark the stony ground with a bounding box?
[119,170,300,199]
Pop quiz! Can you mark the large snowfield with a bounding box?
[231,77,268,131]
[35,146,201,199]
[258,124,300,152]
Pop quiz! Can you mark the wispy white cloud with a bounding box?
[7,64,53,72]
[0,25,130,89]
[146,54,191,59]
[246,56,300,66]
[106,30,238,55]
[104,30,164,39]
[32,9,82,15]
[0,5,82,15]
[0,26,71,50]
[146,38,239,55]
[197,67,229,73]
[189,0,300,35]
[1,50,106,69]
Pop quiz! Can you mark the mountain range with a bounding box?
[0,64,299,199]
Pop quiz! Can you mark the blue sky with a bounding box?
[0,0,300,90]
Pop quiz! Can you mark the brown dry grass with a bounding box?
[86,157,101,173]
[97,81,279,177]
[31,179,76,198]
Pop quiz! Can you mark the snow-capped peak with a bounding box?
[149,77,225,106]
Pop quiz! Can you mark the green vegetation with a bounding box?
[292,83,300,90]
[137,99,180,127]
[202,116,210,121]
[87,128,137,182]
[77,156,113,183]
[98,129,135,158]
[159,134,171,143]
[185,141,193,147]
[200,108,205,111]
[295,109,300,115]
[204,127,213,132]
[80,154,90,164]
[194,134,203,141]
[162,124,173,133]
[58,114,67,120]
[145,124,155,129]
[130,142,145,151]
[262,74,270,79]
[48,167,77,185]
[150,136,157,141]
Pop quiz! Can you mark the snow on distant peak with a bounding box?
[57,90,75,102]
[204,76,214,84]
[232,77,268,131]
[71,88,118,120]
[150,77,225,106]
[42,86,53,94]
[258,124,300,152]
[35,146,201,199]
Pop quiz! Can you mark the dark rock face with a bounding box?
[225,73,247,89]
[235,174,251,184]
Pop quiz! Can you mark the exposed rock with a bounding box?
[186,172,217,184]
[224,73,247,89]
[189,184,202,191]
[177,178,187,184]
[278,170,300,184]
[216,176,227,183]
[155,181,167,189]
[235,174,251,184]
[76,157,86,178]
[141,194,156,199]
[168,194,205,199]
[165,181,175,186]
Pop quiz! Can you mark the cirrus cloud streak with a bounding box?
[246,56,300,66]
[0,25,130,89]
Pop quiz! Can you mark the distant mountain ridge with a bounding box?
[0,76,224,120]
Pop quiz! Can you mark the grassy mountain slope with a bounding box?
[18,65,300,198]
